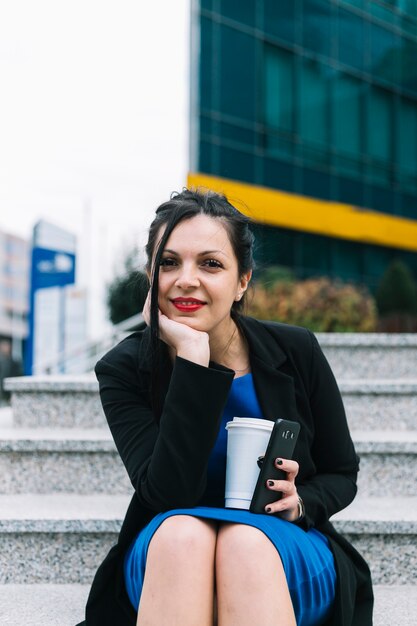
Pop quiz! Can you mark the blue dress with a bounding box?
[124,374,336,626]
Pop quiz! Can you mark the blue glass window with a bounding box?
[397,97,417,192]
[337,7,365,71]
[199,114,212,138]
[400,39,417,96]
[370,184,398,215]
[263,0,297,45]
[401,192,417,219]
[264,134,295,159]
[300,232,331,274]
[219,25,256,121]
[364,245,392,285]
[337,176,365,207]
[199,139,213,174]
[218,122,256,147]
[340,0,364,8]
[200,17,213,111]
[366,86,393,166]
[331,240,363,281]
[302,167,332,200]
[220,0,256,27]
[298,58,329,150]
[252,224,298,269]
[333,155,361,177]
[219,146,256,183]
[369,1,396,23]
[302,0,334,59]
[263,157,295,193]
[264,46,294,132]
[369,23,401,87]
[399,0,417,18]
[400,15,417,37]
[332,73,362,161]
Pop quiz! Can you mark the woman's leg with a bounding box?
[215,523,296,626]
[137,515,218,626]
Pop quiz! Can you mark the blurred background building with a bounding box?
[0,230,29,359]
[0,220,88,377]
[188,0,417,291]
[25,220,87,375]
[0,230,28,402]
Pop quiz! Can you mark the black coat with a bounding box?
[76,316,373,626]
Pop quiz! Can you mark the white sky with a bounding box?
[0,0,190,337]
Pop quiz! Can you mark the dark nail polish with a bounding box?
[266,507,272,513]
[267,480,274,487]
[276,458,283,466]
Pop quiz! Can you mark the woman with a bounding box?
[77,189,373,626]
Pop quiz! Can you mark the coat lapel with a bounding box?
[238,317,299,424]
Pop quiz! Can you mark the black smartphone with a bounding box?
[249,419,300,514]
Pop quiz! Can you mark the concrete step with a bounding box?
[0,494,415,585]
[0,426,415,497]
[0,494,129,584]
[0,427,131,494]
[331,496,417,585]
[6,375,417,430]
[340,380,417,430]
[0,584,89,626]
[4,376,103,429]
[353,430,417,497]
[317,333,417,380]
[0,583,415,626]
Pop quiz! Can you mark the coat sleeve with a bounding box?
[95,343,234,512]
[296,331,359,530]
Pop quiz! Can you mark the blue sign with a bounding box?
[31,247,75,290]
[25,247,76,374]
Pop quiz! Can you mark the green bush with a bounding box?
[106,270,148,325]
[376,260,417,316]
[106,247,148,324]
[247,277,377,332]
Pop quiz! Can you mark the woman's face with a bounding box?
[153,214,251,337]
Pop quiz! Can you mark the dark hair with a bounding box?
[145,188,255,421]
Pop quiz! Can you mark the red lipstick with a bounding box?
[171,297,206,312]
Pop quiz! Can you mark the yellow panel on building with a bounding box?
[187,173,417,254]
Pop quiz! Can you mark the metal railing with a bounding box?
[32,313,145,375]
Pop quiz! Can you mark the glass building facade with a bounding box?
[190,0,417,290]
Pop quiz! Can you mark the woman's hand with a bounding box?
[142,291,210,366]
[264,459,301,522]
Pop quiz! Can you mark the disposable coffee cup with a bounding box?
[225,417,274,509]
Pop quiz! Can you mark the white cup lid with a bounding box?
[225,417,274,432]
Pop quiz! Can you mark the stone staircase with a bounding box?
[1,333,417,625]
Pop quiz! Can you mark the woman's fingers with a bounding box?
[263,458,300,521]
[266,479,294,495]
[265,494,299,521]
[274,458,299,482]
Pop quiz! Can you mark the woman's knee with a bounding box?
[216,523,284,579]
[148,515,218,560]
